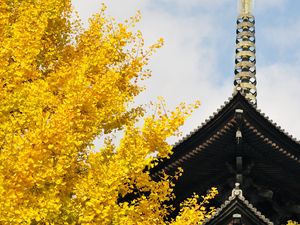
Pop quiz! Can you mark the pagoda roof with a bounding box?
[173,92,300,149]
[203,183,274,225]
[151,92,300,222]
[152,92,300,175]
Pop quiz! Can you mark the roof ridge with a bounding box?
[203,183,274,225]
[172,92,237,149]
[253,105,300,144]
[172,92,300,150]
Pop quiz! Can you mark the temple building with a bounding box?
[151,0,300,224]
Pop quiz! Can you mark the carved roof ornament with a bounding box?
[232,183,243,198]
[234,0,257,106]
[203,182,274,225]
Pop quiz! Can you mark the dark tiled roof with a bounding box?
[173,92,300,149]
[152,92,300,176]
[203,183,274,225]
[172,94,236,148]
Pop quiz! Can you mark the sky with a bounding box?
[72,0,300,143]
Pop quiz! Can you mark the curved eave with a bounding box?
[203,194,274,225]
[151,92,300,177]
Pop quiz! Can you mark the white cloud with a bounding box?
[153,0,232,10]
[264,21,300,52]
[72,0,149,25]
[257,63,300,139]
[132,3,234,138]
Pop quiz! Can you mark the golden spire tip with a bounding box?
[239,0,253,15]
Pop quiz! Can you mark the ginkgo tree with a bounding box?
[0,0,218,224]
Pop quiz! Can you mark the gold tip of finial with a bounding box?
[239,0,253,15]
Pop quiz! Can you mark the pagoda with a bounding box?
[151,0,300,224]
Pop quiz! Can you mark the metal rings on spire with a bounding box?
[234,14,257,106]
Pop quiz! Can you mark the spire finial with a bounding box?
[239,0,253,15]
[234,0,257,106]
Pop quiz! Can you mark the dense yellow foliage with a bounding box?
[288,221,300,225]
[0,1,217,224]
